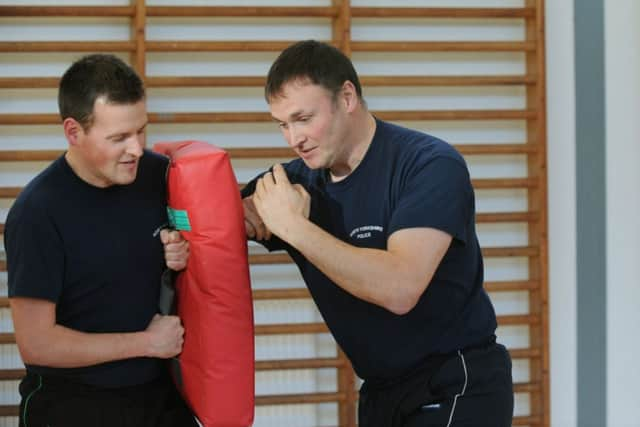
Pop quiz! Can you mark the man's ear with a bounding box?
[341,80,359,113]
[63,118,83,146]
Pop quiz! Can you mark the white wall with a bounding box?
[545,1,577,426]
[547,0,640,425]
[605,0,640,425]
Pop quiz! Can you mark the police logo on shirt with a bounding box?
[349,225,384,240]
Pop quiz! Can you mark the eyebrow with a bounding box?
[271,110,307,123]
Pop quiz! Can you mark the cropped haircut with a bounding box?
[58,54,145,130]
[265,40,363,103]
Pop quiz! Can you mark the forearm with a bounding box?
[283,217,421,314]
[17,324,150,368]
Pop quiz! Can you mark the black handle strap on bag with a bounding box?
[158,268,184,390]
[159,268,177,316]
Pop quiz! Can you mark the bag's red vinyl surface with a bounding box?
[153,141,254,427]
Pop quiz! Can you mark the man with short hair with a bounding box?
[243,40,514,427]
[5,54,196,427]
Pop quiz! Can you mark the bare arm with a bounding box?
[287,221,450,315]
[253,164,452,315]
[10,297,184,368]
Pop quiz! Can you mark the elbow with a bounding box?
[384,281,424,316]
[16,343,41,365]
[387,298,418,316]
[15,336,49,366]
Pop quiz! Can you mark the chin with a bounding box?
[301,157,326,170]
[116,174,137,185]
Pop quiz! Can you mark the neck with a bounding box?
[329,112,377,182]
[64,149,106,188]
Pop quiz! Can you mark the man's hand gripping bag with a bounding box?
[154,141,254,427]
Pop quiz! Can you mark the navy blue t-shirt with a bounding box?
[5,150,169,387]
[243,119,497,382]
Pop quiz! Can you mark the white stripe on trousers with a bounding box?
[445,350,468,427]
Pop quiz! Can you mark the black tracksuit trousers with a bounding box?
[358,339,514,427]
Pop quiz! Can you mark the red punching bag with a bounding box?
[153,141,254,427]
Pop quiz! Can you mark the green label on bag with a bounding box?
[167,207,192,231]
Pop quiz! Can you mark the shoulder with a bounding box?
[375,119,467,173]
[282,158,322,186]
[6,159,65,234]
[135,149,170,185]
[282,157,308,175]
[12,157,66,212]
[140,149,169,171]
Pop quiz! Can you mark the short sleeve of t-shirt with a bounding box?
[388,155,472,244]
[5,198,65,302]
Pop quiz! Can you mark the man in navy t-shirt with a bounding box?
[5,54,196,426]
[242,40,514,427]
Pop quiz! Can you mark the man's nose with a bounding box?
[126,135,144,157]
[288,126,305,148]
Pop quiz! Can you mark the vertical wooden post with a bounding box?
[332,0,351,57]
[131,0,146,80]
[525,1,549,426]
[337,349,356,427]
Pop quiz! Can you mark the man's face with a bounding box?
[74,98,147,187]
[269,81,349,170]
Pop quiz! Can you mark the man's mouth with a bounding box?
[299,146,316,157]
[120,159,138,167]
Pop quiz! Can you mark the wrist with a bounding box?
[132,330,152,358]
[282,215,312,249]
